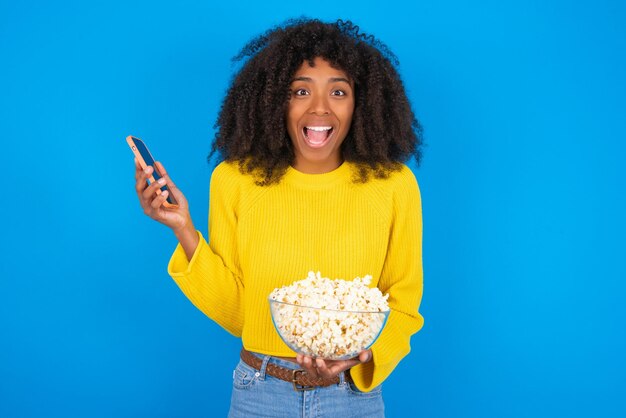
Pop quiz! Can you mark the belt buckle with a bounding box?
[292,369,315,392]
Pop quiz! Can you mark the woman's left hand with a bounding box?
[295,350,372,380]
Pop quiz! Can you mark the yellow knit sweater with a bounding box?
[168,160,424,391]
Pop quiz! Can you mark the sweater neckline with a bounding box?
[283,162,352,188]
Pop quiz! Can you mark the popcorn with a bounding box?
[269,271,390,359]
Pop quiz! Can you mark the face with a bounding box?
[286,57,355,174]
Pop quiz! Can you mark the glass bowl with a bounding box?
[269,299,390,360]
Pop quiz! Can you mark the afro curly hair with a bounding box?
[210,18,423,185]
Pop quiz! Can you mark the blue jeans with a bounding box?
[228,351,385,418]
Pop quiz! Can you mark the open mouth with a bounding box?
[303,126,334,148]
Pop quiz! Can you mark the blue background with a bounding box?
[1,0,625,417]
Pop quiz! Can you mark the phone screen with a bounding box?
[131,137,177,205]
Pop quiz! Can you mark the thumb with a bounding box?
[359,350,372,363]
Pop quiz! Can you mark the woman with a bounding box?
[134,18,424,417]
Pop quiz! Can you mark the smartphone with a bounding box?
[126,135,179,207]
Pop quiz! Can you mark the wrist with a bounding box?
[172,220,196,241]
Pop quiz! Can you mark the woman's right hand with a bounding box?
[135,159,199,260]
[134,158,191,232]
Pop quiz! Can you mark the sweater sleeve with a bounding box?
[350,168,425,391]
[167,163,244,337]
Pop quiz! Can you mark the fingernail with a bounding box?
[144,167,151,174]
[157,178,165,185]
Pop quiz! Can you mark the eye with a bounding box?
[293,88,309,96]
[331,90,347,97]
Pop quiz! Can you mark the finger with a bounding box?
[134,158,142,181]
[298,355,319,379]
[154,161,167,176]
[155,161,178,192]
[155,161,185,204]
[142,176,166,200]
[151,189,170,209]
[135,165,153,195]
[134,158,149,181]
[325,359,360,378]
[314,358,334,379]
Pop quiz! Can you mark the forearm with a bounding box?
[173,221,199,261]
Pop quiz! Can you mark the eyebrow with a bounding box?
[292,76,351,84]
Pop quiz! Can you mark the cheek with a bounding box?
[286,104,302,128]
[339,104,355,130]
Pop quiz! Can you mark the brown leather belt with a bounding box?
[240,348,353,391]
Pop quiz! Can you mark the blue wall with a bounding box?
[1,1,624,417]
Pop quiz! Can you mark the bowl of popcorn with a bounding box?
[269,271,390,360]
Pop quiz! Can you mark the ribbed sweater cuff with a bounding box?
[168,231,206,276]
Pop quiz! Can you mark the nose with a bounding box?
[308,93,330,115]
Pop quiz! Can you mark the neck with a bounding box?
[292,158,343,174]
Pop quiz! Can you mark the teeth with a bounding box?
[306,126,332,132]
